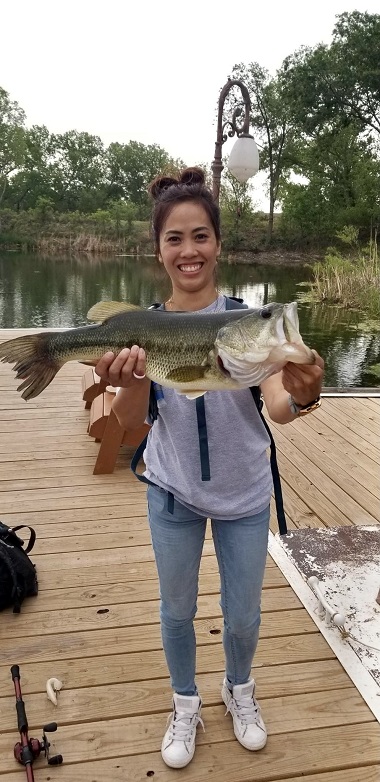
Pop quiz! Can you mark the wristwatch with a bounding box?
[288,394,321,417]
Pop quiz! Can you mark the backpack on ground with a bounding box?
[0,522,38,612]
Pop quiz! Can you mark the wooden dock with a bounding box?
[0,329,379,781]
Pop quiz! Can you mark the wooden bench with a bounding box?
[88,389,150,474]
[82,368,107,409]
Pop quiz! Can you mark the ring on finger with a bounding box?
[133,371,146,380]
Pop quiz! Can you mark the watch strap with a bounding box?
[289,395,321,416]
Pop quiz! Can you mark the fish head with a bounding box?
[215,302,315,386]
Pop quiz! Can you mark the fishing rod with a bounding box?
[11,665,63,781]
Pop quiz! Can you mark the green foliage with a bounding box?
[1,12,380,252]
[0,87,26,204]
[304,226,380,314]
[219,162,257,250]
[106,141,183,218]
[281,12,380,138]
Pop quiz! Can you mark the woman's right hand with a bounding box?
[94,345,147,389]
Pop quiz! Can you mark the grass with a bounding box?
[302,227,380,316]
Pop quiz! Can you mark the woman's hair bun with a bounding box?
[149,175,178,200]
[148,167,206,200]
[179,167,205,187]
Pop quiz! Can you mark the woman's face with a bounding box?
[158,201,221,295]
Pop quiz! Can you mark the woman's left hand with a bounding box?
[281,350,325,406]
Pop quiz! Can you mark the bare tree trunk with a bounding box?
[266,187,275,246]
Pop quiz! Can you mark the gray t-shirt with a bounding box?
[143,295,273,520]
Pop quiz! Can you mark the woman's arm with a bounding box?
[94,345,150,431]
[261,350,324,424]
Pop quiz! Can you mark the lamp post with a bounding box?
[211,79,259,204]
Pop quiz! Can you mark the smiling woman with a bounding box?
[94,165,325,770]
[149,168,222,312]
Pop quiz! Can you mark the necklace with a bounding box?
[166,293,223,312]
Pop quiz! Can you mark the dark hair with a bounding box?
[148,167,221,253]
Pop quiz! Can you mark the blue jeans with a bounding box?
[147,485,270,696]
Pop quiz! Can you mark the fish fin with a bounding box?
[166,365,207,382]
[0,334,62,400]
[86,300,142,322]
[78,360,98,366]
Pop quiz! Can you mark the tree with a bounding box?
[0,87,26,205]
[230,62,293,245]
[220,163,255,250]
[4,125,52,210]
[106,141,183,218]
[281,12,380,139]
[48,130,106,212]
[280,127,380,245]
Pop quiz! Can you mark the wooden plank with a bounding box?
[0,654,347,699]
[275,451,353,526]
[273,426,378,524]
[331,396,380,427]
[23,540,216,571]
[0,456,106,478]
[322,398,380,451]
[1,554,263,591]
[0,473,150,493]
[0,724,378,782]
[0,688,372,763]
[0,498,148,526]
[0,569,287,613]
[273,420,380,509]
[0,590,302,638]
[296,409,380,481]
[0,610,320,663]
[315,406,380,462]
[286,420,380,498]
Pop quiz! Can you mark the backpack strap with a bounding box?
[130,431,175,514]
[10,525,36,554]
[249,388,287,535]
[226,297,287,534]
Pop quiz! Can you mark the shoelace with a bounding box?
[226,695,261,725]
[166,709,205,741]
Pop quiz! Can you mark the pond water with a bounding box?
[0,251,379,388]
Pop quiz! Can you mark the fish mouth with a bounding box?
[279,302,315,362]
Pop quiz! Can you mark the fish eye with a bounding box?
[260,308,272,319]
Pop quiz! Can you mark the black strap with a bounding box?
[195,397,211,481]
[250,391,287,535]
[130,435,175,514]
[11,525,36,554]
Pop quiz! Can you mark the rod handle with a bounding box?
[11,665,20,681]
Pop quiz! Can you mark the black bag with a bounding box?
[0,522,38,612]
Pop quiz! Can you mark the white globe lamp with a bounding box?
[227,135,259,183]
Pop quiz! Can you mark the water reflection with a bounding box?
[0,251,379,388]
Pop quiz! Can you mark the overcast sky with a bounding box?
[1,1,378,206]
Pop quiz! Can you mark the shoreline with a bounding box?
[0,245,323,266]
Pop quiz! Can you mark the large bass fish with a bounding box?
[0,300,315,401]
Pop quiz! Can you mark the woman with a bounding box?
[95,168,324,769]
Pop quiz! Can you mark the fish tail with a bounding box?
[0,334,62,400]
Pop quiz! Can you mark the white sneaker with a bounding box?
[161,693,204,768]
[222,678,267,751]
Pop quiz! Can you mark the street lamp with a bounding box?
[211,78,259,203]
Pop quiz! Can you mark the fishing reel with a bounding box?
[14,722,63,767]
